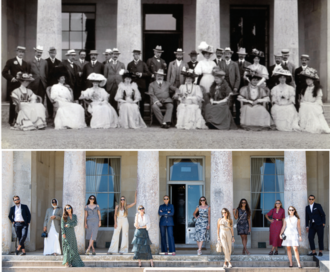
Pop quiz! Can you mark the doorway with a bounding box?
[143,4,183,65]
[230,6,269,66]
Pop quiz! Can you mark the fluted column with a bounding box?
[2,151,14,254]
[196,0,220,60]
[137,151,159,254]
[37,0,62,59]
[210,151,233,254]
[274,0,299,66]
[117,0,142,65]
[284,151,309,254]
[63,151,86,254]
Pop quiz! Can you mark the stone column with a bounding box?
[137,151,159,254]
[13,152,33,250]
[196,0,220,61]
[210,151,233,254]
[37,0,62,59]
[284,151,309,254]
[63,151,86,254]
[117,0,142,66]
[274,0,299,66]
[2,151,14,254]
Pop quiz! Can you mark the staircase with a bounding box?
[2,254,319,272]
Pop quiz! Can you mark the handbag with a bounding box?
[216,240,222,252]
[234,210,246,229]
[41,231,48,238]
[281,233,287,240]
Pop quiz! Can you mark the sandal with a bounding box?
[92,251,96,255]
[274,251,278,255]
[245,249,250,255]
[85,249,90,255]
[268,250,274,255]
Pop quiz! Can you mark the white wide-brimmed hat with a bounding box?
[112,48,120,54]
[87,73,107,87]
[197,41,214,54]
[33,45,44,52]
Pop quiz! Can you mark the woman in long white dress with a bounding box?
[270,68,300,132]
[173,69,208,130]
[79,73,119,129]
[298,68,330,134]
[51,68,86,129]
[114,71,147,129]
[11,72,47,131]
[279,206,303,268]
[194,41,217,93]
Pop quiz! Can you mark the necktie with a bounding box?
[37,58,40,68]
[239,61,243,67]
[92,61,95,67]
[158,82,162,88]
[283,62,288,69]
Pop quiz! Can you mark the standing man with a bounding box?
[214,48,225,68]
[28,45,48,103]
[45,47,62,118]
[267,53,283,91]
[147,45,167,81]
[74,50,89,72]
[104,48,125,113]
[2,46,29,126]
[187,50,201,85]
[82,50,104,91]
[62,49,80,101]
[167,48,187,89]
[102,49,113,65]
[305,195,326,257]
[281,49,296,88]
[8,196,31,256]
[294,54,310,110]
[127,49,151,118]
[220,47,241,124]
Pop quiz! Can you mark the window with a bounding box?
[169,158,204,181]
[62,4,96,58]
[251,157,284,228]
[86,158,121,228]
[145,14,177,30]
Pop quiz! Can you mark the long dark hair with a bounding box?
[86,195,98,205]
[199,196,208,206]
[63,204,73,222]
[288,206,300,219]
[301,78,321,98]
[237,198,251,219]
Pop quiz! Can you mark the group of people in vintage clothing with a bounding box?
[3,43,330,134]
[8,193,326,268]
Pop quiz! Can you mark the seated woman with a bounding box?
[114,70,147,129]
[237,69,272,131]
[173,69,208,130]
[203,69,237,130]
[11,72,47,131]
[79,73,118,129]
[50,67,86,130]
[270,68,300,132]
[298,68,330,134]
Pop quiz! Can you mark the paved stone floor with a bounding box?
[2,123,330,149]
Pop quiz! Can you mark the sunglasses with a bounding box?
[222,212,227,214]
[52,201,57,204]
[289,209,295,211]
[121,199,125,201]
[201,199,206,201]
[242,202,246,204]
[164,198,169,200]
[139,207,145,210]
[66,207,72,210]
[309,198,315,200]
[276,203,281,205]
[14,199,20,201]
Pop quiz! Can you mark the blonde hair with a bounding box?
[137,205,145,214]
[221,208,233,227]
[116,196,128,217]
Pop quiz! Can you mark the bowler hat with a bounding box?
[153,45,164,53]
[49,47,56,52]
[188,50,199,56]
[132,49,141,54]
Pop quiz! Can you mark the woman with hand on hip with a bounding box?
[108,190,137,254]
[279,206,303,268]
[265,200,285,255]
[193,196,210,255]
[132,205,154,267]
[218,208,235,268]
[84,195,101,255]
[233,198,251,255]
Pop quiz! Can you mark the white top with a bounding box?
[176,59,182,67]
[301,86,323,106]
[16,56,22,65]
[310,204,314,222]
[14,204,24,222]
[282,215,299,247]
[194,59,216,76]
[51,84,73,102]
[134,213,151,230]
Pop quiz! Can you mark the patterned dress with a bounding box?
[267,208,285,247]
[237,208,250,235]
[194,206,210,242]
[61,214,85,267]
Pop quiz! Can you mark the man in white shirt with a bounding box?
[8,196,31,255]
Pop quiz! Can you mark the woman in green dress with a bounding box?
[61,204,85,268]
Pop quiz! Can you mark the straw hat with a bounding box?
[153,45,164,53]
[197,41,214,54]
[87,73,107,87]
[16,72,34,82]
[154,69,166,76]
[299,67,319,80]
[65,49,77,56]
[33,45,43,52]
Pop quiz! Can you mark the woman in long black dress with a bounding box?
[203,69,237,130]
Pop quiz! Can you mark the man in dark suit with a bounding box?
[28,45,48,103]
[102,49,113,65]
[127,49,151,118]
[220,47,241,124]
[187,50,201,85]
[267,53,283,91]
[2,46,29,125]
[62,49,80,100]
[294,54,310,111]
[83,50,104,91]
[306,195,326,257]
[8,195,31,256]
[281,49,296,88]
[148,69,173,129]
[45,47,62,117]
[147,45,167,81]
[214,47,225,69]
[74,50,89,72]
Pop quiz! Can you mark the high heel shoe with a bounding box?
[85,249,90,255]
[150,263,154,267]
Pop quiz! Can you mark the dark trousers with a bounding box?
[160,226,175,253]
[308,223,324,251]
[228,95,241,125]
[152,102,173,125]
[45,88,53,118]
[14,222,29,249]
[109,84,119,114]
[139,88,146,118]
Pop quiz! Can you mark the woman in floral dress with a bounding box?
[61,204,84,268]
[193,196,210,255]
[265,200,285,255]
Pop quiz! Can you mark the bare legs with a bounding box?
[138,259,154,267]
[86,238,94,253]
[240,235,249,254]
[197,241,203,254]
[286,246,301,267]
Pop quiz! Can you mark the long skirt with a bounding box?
[86,218,99,241]
[240,104,272,131]
[131,229,153,260]
[176,103,208,130]
[299,102,330,134]
[88,102,119,129]
[118,103,147,129]
[269,221,283,247]
[14,102,47,131]
[204,103,237,130]
[199,74,214,93]
[54,101,86,129]
[271,104,300,132]
[43,223,61,255]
